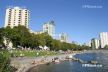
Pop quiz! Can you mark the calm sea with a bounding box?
[27,50,108,72]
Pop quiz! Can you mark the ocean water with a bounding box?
[27,50,108,72]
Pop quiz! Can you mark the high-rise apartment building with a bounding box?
[43,21,55,37]
[85,41,91,47]
[60,33,68,42]
[91,38,100,49]
[100,32,108,48]
[4,7,30,28]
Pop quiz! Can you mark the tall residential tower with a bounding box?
[100,32,108,48]
[4,7,30,28]
[60,33,68,42]
[91,38,100,49]
[43,21,55,37]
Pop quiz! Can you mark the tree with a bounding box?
[104,45,108,49]
[69,44,78,51]
[36,34,46,47]
[1,25,91,51]
[11,26,31,47]
[2,26,32,48]
[60,42,69,51]
[50,39,62,51]
[43,33,53,48]
[3,26,13,39]
[0,28,4,44]
[0,50,17,72]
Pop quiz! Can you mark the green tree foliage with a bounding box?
[29,33,38,48]
[35,33,46,47]
[3,26,12,39]
[104,45,108,49]
[61,42,69,51]
[2,26,31,47]
[50,39,62,51]
[0,50,17,72]
[0,26,91,50]
[43,33,53,47]
[12,26,31,47]
[0,28,4,44]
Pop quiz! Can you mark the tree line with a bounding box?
[0,26,91,51]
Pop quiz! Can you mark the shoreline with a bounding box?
[25,53,77,72]
[11,51,82,72]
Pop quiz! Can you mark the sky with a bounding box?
[0,0,108,44]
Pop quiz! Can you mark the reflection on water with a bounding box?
[27,50,108,72]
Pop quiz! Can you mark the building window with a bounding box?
[19,10,21,12]
[8,24,10,25]
[8,19,11,21]
[19,16,21,18]
[19,14,21,15]
[9,21,11,23]
[8,16,11,18]
[9,10,11,12]
[9,13,11,15]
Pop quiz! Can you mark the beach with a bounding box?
[10,52,78,72]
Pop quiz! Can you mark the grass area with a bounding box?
[11,50,59,57]
[0,49,11,58]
